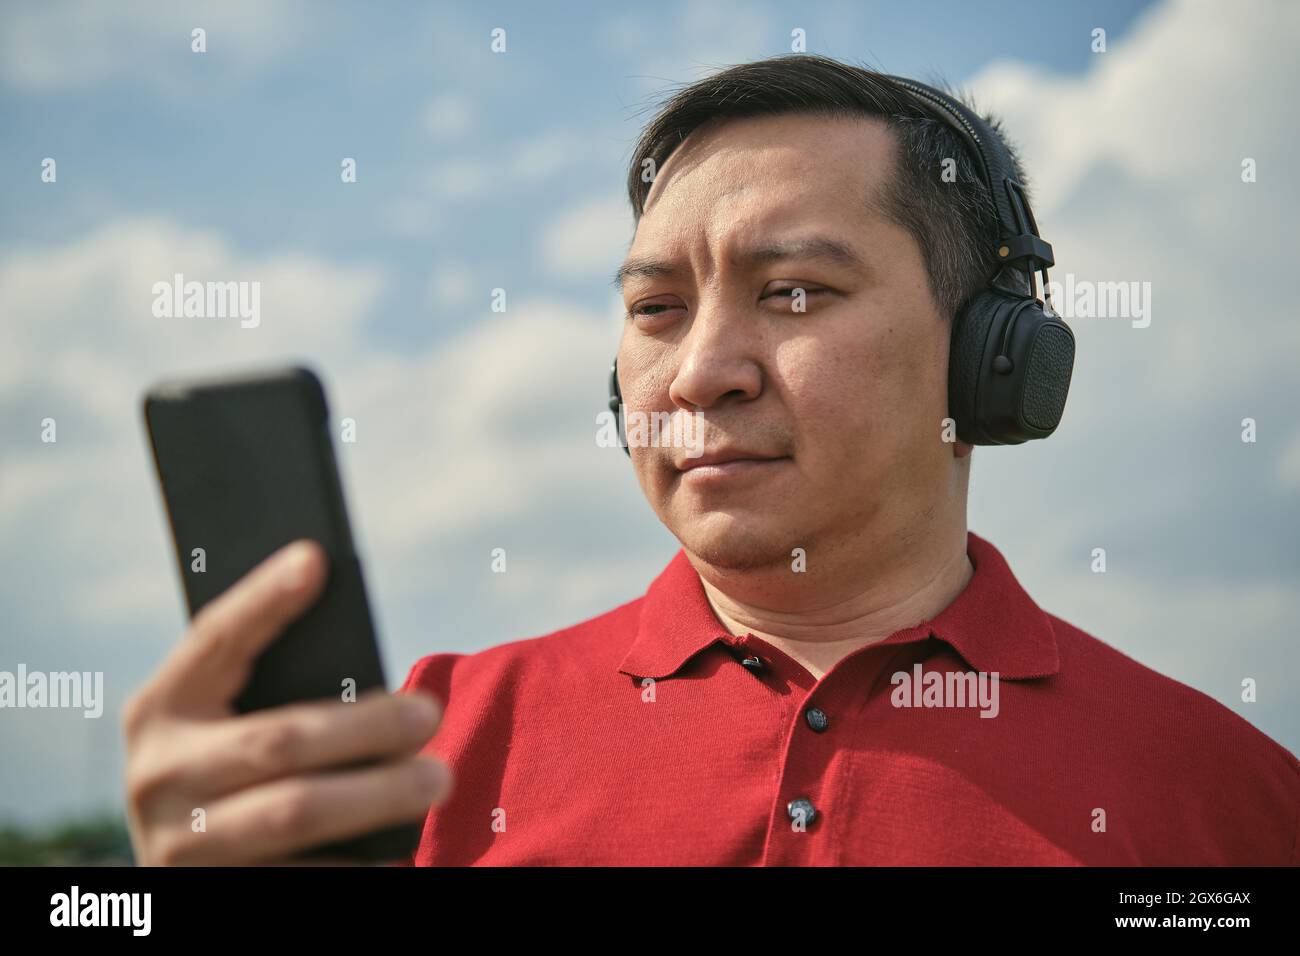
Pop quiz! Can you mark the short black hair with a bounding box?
[624,53,1033,320]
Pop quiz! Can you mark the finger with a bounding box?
[139,688,443,799]
[155,755,452,866]
[153,539,329,716]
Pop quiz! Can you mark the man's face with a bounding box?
[615,113,959,572]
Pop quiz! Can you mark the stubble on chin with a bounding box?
[675,518,796,573]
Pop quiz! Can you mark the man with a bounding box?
[124,55,1298,866]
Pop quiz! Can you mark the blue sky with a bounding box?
[4,0,1157,356]
[3,0,1299,826]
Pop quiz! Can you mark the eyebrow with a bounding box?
[609,235,866,290]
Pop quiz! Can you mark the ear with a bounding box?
[953,439,973,460]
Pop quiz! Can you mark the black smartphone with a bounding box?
[142,363,422,862]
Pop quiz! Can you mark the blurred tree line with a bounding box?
[0,815,134,866]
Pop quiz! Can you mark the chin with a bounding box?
[669,509,794,572]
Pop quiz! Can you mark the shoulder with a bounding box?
[1047,610,1297,767]
[1043,609,1299,860]
[397,593,645,702]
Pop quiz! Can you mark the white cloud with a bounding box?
[966,0,1300,411]
[0,0,316,93]
[0,217,387,622]
[425,262,476,311]
[389,127,623,239]
[331,296,619,573]
[422,161,492,201]
[0,218,385,412]
[971,0,1300,217]
[603,1,780,94]
[958,0,1299,744]
[422,92,474,140]
[1275,428,1300,492]
[538,194,633,279]
[0,214,633,639]
[509,130,594,182]
[1042,571,1294,702]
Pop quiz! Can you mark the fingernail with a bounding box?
[404,694,440,732]
[281,541,316,590]
[419,758,448,793]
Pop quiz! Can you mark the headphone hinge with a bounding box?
[995,234,1055,271]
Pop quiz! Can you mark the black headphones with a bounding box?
[607,74,1074,453]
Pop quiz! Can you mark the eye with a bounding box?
[625,299,685,327]
[762,285,827,310]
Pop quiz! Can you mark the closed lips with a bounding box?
[677,451,785,470]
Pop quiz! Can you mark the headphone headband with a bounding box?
[883,75,1054,276]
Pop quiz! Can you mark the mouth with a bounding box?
[675,451,790,482]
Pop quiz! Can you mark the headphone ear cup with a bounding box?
[948,292,1005,445]
[608,359,631,457]
[1011,307,1074,438]
[950,290,1075,445]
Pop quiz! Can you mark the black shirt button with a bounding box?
[740,654,766,674]
[787,797,818,825]
[805,707,829,732]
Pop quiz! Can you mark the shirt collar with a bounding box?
[616,530,1060,681]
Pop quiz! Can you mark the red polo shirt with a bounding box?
[397,531,1298,865]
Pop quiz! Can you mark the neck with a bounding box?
[690,520,973,680]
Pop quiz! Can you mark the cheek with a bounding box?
[784,325,947,471]
[779,347,875,472]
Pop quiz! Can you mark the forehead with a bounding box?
[635,112,896,242]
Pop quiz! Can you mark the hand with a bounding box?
[122,539,452,865]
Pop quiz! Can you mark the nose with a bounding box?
[667,301,762,413]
